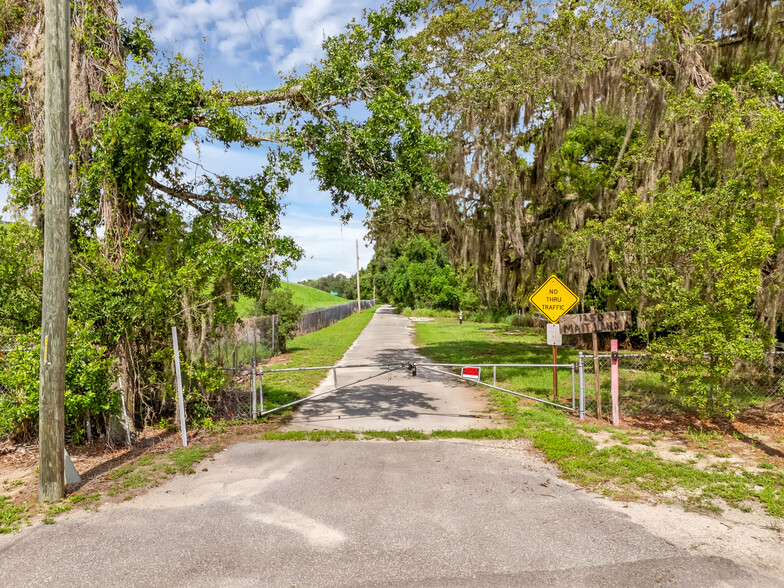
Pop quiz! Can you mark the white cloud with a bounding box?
[280,212,372,281]
[122,0,380,73]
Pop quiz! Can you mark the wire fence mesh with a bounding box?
[178,302,375,422]
[208,315,280,369]
[582,352,784,419]
[296,300,374,335]
[214,367,256,420]
[0,347,11,398]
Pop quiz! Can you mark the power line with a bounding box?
[234,0,263,53]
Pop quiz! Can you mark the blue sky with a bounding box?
[1,0,386,281]
[121,0,388,281]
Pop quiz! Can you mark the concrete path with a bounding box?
[0,440,779,587]
[283,305,500,432]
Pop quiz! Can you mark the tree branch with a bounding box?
[147,177,227,214]
[220,84,305,106]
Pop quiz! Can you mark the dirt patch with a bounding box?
[579,406,784,473]
[265,353,293,365]
[603,498,784,576]
[0,419,284,528]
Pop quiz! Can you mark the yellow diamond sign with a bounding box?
[529,275,579,324]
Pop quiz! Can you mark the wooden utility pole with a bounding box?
[39,0,70,502]
[356,240,361,313]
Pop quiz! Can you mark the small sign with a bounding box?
[529,275,579,323]
[546,323,562,346]
[559,311,632,335]
[461,366,481,382]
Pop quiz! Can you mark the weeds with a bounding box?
[0,496,27,533]
[169,445,216,474]
[407,317,784,518]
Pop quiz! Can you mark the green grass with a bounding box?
[409,316,784,518]
[0,495,27,533]
[412,319,580,404]
[260,428,515,442]
[260,430,358,441]
[169,445,217,474]
[259,306,378,415]
[236,282,350,317]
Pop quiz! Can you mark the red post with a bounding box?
[611,339,619,426]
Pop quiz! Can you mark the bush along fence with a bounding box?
[578,351,784,421]
[0,335,117,445]
[169,301,377,439]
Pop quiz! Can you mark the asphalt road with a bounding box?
[284,305,501,432]
[0,440,780,587]
[3,307,780,586]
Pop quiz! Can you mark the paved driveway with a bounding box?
[0,440,779,587]
[284,306,500,432]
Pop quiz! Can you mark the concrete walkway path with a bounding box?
[283,305,501,432]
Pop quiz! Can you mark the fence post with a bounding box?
[259,371,264,415]
[611,340,620,426]
[252,357,257,420]
[493,365,496,387]
[171,326,188,447]
[571,363,576,411]
[578,352,585,420]
[271,314,276,356]
[333,367,338,389]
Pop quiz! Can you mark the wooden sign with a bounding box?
[529,275,579,323]
[559,311,632,335]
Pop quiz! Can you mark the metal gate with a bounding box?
[253,360,584,419]
[416,362,578,414]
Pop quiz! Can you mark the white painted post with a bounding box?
[611,339,620,426]
[578,352,586,420]
[171,326,188,446]
[259,372,264,414]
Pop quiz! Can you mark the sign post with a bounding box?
[529,276,579,399]
[559,309,632,420]
[611,339,620,426]
[546,323,562,399]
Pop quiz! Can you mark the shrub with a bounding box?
[256,287,304,352]
[0,322,116,442]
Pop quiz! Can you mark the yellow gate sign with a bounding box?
[529,275,579,323]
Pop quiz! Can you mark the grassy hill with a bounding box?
[236,282,350,318]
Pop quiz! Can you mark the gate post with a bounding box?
[578,352,586,420]
[252,358,257,420]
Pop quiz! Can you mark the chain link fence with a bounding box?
[297,300,375,335]
[0,347,11,398]
[179,302,376,422]
[580,352,784,419]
